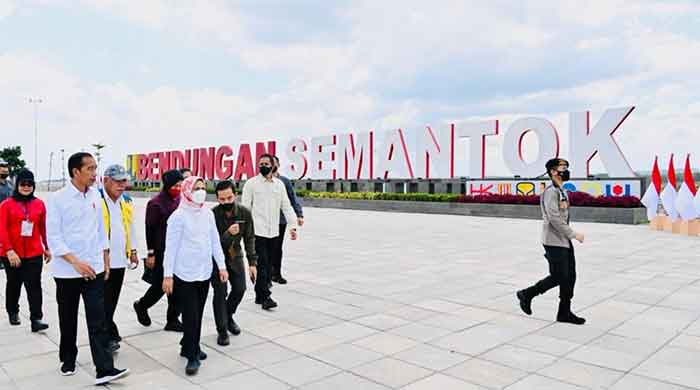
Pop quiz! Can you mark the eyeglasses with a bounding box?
[18,181,34,187]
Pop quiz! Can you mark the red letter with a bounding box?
[184,149,192,170]
[136,154,150,181]
[198,147,216,180]
[191,149,200,176]
[215,146,234,180]
[234,144,255,180]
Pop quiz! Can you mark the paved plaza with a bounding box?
[0,197,699,389]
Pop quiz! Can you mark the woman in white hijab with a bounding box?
[162,176,228,376]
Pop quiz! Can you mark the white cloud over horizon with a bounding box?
[0,0,698,179]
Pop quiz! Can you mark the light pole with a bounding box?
[29,98,43,179]
[92,143,106,187]
[48,151,54,191]
[60,149,66,187]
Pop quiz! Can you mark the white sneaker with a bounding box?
[95,368,130,385]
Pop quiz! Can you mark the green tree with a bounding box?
[0,146,27,177]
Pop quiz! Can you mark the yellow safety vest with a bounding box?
[100,192,134,258]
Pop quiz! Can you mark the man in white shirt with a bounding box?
[46,153,129,385]
[99,164,139,353]
[241,154,298,310]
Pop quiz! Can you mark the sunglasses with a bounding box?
[18,181,34,187]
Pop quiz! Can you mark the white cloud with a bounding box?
[0,0,14,19]
[1,1,699,179]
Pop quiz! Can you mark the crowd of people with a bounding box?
[0,153,587,386]
[0,152,304,384]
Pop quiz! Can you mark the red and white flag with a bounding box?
[660,154,679,221]
[675,154,698,220]
[640,156,662,221]
[695,170,700,215]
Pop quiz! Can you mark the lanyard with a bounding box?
[21,201,30,221]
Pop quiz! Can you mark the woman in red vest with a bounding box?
[0,169,51,332]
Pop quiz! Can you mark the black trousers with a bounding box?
[174,277,208,360]
[211,259,246,334]
[139,266,180,323]
[530,244,577,300]
[55,274,114,375]
[271,224,286,278]
[104,268,125,342]
[3,256,43,320]
[254,236,275,301]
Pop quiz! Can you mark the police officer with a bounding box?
[517,158,586,325]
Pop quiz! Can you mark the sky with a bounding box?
[0,0,699,180]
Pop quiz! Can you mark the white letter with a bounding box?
[285,138,308,180]
[456,120,499,178]
[309,135,337,179]
[503,117,560,178]
[414,125,454,179]
[376,129,414,179]
[338,132,374,180]
[570,107,636,177]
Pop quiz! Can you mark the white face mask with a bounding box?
[191,189,207,205]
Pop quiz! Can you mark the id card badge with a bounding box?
[21,220,34,237]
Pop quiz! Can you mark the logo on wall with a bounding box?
[516,182,536,196]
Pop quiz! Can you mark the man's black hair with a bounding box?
[68,152,94,178]
[215,180,235,195]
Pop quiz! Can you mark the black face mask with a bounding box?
[558,169,571,182]
[0,174,8,180]
[259,165,272,176]
[221,202,235,212]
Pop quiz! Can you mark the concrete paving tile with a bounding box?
[350,358,433,388]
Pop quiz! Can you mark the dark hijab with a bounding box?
[12,169,35,202]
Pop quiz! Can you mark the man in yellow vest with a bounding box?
[100,165,139,353]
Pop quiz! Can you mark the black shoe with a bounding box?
[217,332,230,346]
[9,313,20,326]
[557,299,586,325]
[557,312,586,325]
[95,368,130,385]
[60,361,76,376]
[262,298,278,311]
[273,275,288,285]
[180,350,207,361]
[228,319,241,336]
[164,320,184,332]
[516,290,533,316]
[31,320,49,332]
[133,301,151,327]
[185,359,200,376]
[108,340,121,353]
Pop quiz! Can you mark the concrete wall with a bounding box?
[127,191,647,224]
[299,197,648,225]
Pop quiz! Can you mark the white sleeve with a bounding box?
[241,179,254,210]
[279,181,297,229]
[46,194,71,258]
[163,211,184,278]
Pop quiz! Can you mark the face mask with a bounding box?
[558,169,571,182]
[259,165,272,176]
[192,189,207,204]
[168,187,181,199]
[221,202,235,212]
[0,174,8,180]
